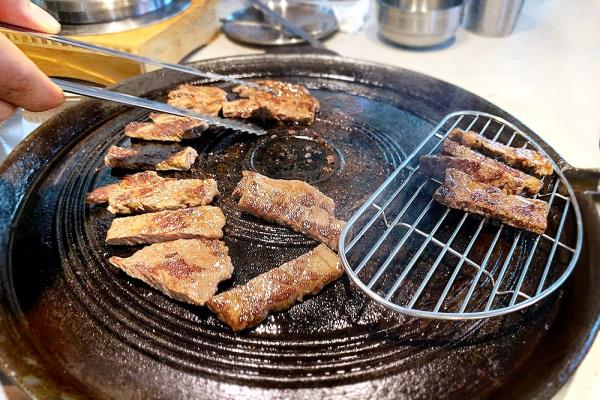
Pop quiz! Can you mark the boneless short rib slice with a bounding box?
[433,169,548,234]
[419,154,541,195]
[104,144,198,171]
[232,171,345,250]
[222,80,320,123]
[206,244,343,331]
[86,171,218,214]
[109,239,233,306]
[106,206,226,245]
[448,128,553,176]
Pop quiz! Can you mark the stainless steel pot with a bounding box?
[376,0,464,48]
[33,0,177,25]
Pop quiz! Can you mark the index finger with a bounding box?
[0,34,64,112]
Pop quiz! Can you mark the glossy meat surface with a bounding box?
[106,206,226,245]
[206,244,342,331]
[232,171,344,250]
[104,144,198,171]
[433,169,548,234]
[109,239,233,306]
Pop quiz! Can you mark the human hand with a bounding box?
[0,0,64,121]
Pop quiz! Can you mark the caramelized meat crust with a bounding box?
[104,144,198,171]
[106,206,226,245]
[109,239,233,306]
[222,80,320,123]
[206,244,343,331]
[448,129,553,176]
[232,171,344,250]
[433,169,548,234]
[419,154,542,195]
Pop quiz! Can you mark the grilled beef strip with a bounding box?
[232,171,345,250]
[448,128,553,176]
[86,171,163,204]
[107,177,218,214]
[106,206,226,245]
[206,244,342,331]
[222,80,320,123]
[167,84,227,116]
[125,113,206,142]
[442,140,543,193]
[86,171,218,214]
[104,144,198,171]
[109,239,233,306]
[124,85,227,142]
[419,154,541,195]
[433,169,548,234]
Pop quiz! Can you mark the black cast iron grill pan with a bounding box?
[0,54,598,400]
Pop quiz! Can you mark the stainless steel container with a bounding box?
[376,0,464,48]
[33,0,177,25]
[463,0,525,37]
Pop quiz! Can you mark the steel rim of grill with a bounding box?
[339,110,584,320]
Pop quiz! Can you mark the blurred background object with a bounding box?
[376,0,464,48]
[222,0,337,46]
[463,0,525,37]
[1,0,219,85]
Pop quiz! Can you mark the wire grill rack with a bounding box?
[339,111,583,319]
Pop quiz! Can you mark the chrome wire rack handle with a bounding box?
[339,111,583,320]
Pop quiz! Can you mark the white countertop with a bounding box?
[190,0,600,398]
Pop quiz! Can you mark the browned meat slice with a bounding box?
[125,113,207,142]
[86,171,163,204]
[442,140,542,193]
[106,206,226,245]
[107,177,218,214]
[419,155,542,195]
[433,169,548,234]
[109,239,233,306]
[448,128,553,176]
[222,80,320,123]
[232,171,345,250]
[86,171,218,214]
[104,144,198,171]
[167,84,227,116]
[206,244,342,331]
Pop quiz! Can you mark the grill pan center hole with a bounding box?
[247,134,342,184]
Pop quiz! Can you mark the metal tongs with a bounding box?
[0,22,268,135]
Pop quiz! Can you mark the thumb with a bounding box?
[0,0,61,34]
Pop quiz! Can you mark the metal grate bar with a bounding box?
[407,213,470,308]
[433,220,489,312]
[366,199,436,289]
[536,197,572,294]
[458,226,505,313]
[353,180,430,275]
[385,208,453,300]
[397,222,487,270]
[509,179,563,305]
[484,233,523,311]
